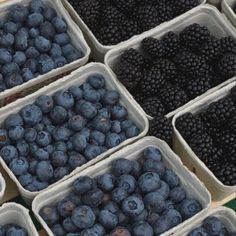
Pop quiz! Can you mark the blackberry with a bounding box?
[161,31,180,58]
[140,97,166,118]
[228,145,236,164]
[120,20,141,40]
[176,113,205,140]
[218,54,236,79]
[173,0,199,15]
[160,85,189,113]
[101,6,126,25]
[180,24,210,50]
[120,49,144,68]
[117,63,142,89]
[172,74,190,88]
[113,0,135,13]
[216,131,236,149]
[140,66,166,96]
[185,76,212,99]
[220,36,236,54]
[199,36,222,62]
[229,116,236,134]
[155,2,174,23]
[149,117,173,145]
[141,37,164,59]
[230,87,236,104]
[213,163,236,186]
[136,5,160,31]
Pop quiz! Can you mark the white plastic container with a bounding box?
[0,173,6,201]
[222,0,236,27]
[105,5,236,119]
[172,81,236,202]
[207,0,222,7]
[0,0,90,108]
[178,206,236,235]
[61,0,206,61]
[0,203,39,236]
[0,62,149,204]
[32,136,211,236]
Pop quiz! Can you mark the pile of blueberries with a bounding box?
[0,74,140,192]
[188,216,236,236]
[0,0,83,92]
[40,147,202,236]
[0,224,28,236]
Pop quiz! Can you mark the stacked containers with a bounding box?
[222,0,236,27]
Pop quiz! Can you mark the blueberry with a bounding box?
[34,123,45,131]
[25,47,40,59]
[54,56,67,68]
[72,133,87,152]
[163,169,180,188]
[72,206,96,229]
[50,106,67,124]
[39,206,59,226]
[33,148,49,161]
[27,13,44,27]
[16,140,29,156]
[153,218,171,235]
[73,176,94,195]
[143,147,162,161]
[51,224,66,236]
[143,159,166,177]
[1,62,20,76]
[55,141,67,152]
[76,101,97,119]
[103,201,119,214]
[126,125,140,138]
[169,186,186,203]
[15,31,28,51]
[22,68,34,82]
[54,166,69,180]
[21,104,42,125]
[0,145,18,163]
[69,85,83,100]
[0,81,6,92]
[132,209,148,223]
[106,133,122,148]
[23,59,37,73]
[42,116,52,125]
[155,181,170,200]
[54,33,70,46]
[36,95,54,113]
[0,129,9,147]
[90,130,105,146]
[122,195,144,217]
[10,5,29,23]
[29,28,40,38]
[40,21,56,39]
[133,221,154,236]
[0,48,12,64]
[68,115,87,131]
[62,44,77,56]
[178,199,202,220]
[44,7,57,21]
[9,157,29,176]
[38,55,55,74]
[118,174,136,193]
[52,151,68,167]
[112,158,133,176]
[163,209,182,228]
[82,188,104,207]
[84,144,102,160]
[88,74,105,89]
[203,216,224,235]
[36,161,54,182]
[103,90,119,105]
[52,126,71,142]
[144,192,165,213]
[30,0,44,13]
[63,217,78,233]
[82,224,105,236]
[97,173,116,192]
[188,227,209,236]
[44,145,54,155]
[131,160,142,179]
[4,73,23,88]
[8,125,25,141]
[52,17,68,33]
[83,88,100,103]
[79,128,91,142]
[111,106,128,121]
[35,36,52,53]
[110,227,131,236]
[111,187,129,204]
[29,159,38,175]
[57,198,76,218]
[13,51,26,66]
[3,21,18,34]
[92,113,111,133]
[111,121,121,133]
[36,131,51,147]
[98,210,118,230]
[138,172,160,193]
[117,211,129,226]
[5,225,28,236]
[0,32,14,47]
[147,213,160,227]
[19,173,33,187]
[164,200,175,210]
[68,152,86,169]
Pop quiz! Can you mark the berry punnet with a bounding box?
[0,0,83,93]
[0,224,28,236]
[176,87,236,186]
[40,147,203,236]
[0,74,140,192]
[68,0,200,45]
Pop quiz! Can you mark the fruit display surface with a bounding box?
[176,86,236,187]
[67,0,202,46]
[0,73,140,193]
[0,224,29,236]
[39,147,204,236]
[0,0,84,93]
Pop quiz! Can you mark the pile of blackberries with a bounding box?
[68,0,200,45]
[0,224,28,236]
[0,75,140,192]
[176,86,236,186]
[40,147,202,236]
[0,0,83,92]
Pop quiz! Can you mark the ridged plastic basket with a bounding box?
[0,172,6,202]
[0,0,90,108]
[32,136,211,236]
[222,0,236,27]
[172,81,236,202]
[0,63,149,204]
[105,4,236,120]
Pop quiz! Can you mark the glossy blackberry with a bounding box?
[186,76,212,99]
[140,66,166,96]
[141,37,164,59]
[120,20,141,40]
[161,31,180,58]
[100,6,126,25]
[149,117,173,145]
[140,97,166,118]
[120,49,144,68]
[173,0,199,15]
[154,59,177,81]
[113,0,135,13]
[216,131,236,149]
[220,36,236,54]
[180,24,210,50]
[199,37,222,62]
[218,54,236,79]
[155,2,174,23]
[160,85,189,113]
[171,74,190,88]
[213,163,236,186]
[117,63,142,89]
[176,113,205,140]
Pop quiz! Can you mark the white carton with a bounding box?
[0,63,148,204]
[0,0,90,108]
[172,81,236,202]
[0,203,39,236]
[32,136,211,236]
[178,207,236,235]
[222,0,236,27]
[61,0,206,61]
[105,5,236,120]
[0,173,6,201]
